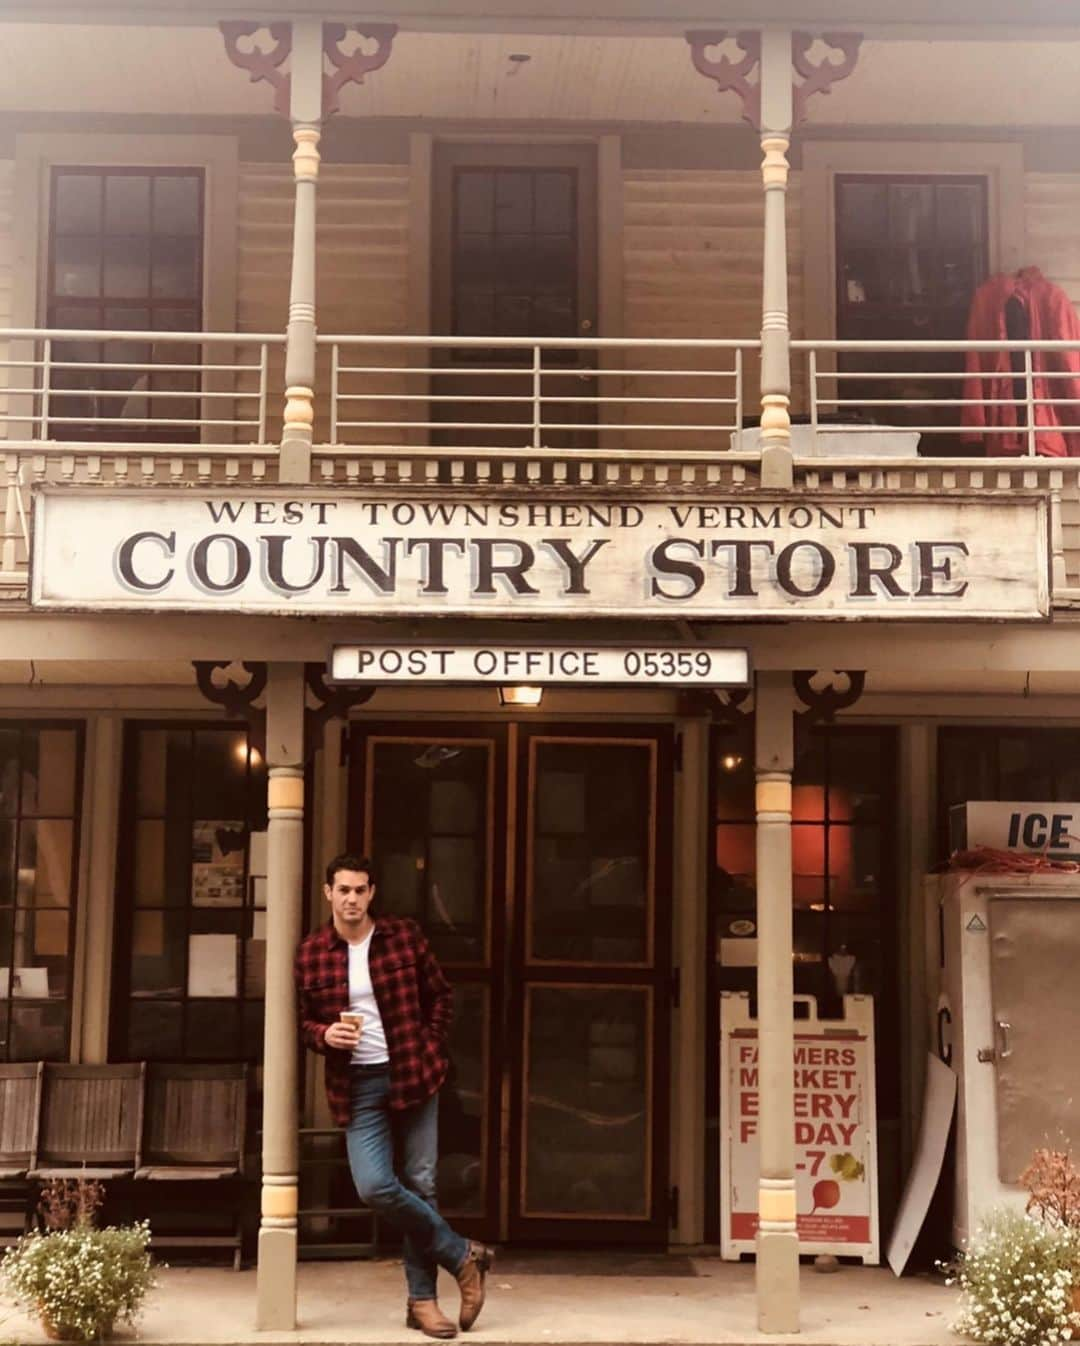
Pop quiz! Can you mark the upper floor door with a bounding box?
[834,173,989,451]
[431,143,599,449]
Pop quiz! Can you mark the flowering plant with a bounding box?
[945,1207,1080,1346]
[2,1220,156,1341]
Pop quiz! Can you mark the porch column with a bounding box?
[757,30,794,489]
[754,670,799,1333]
[256,663,306,1330]
[280,21,324,485]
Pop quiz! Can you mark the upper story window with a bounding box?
[46,166,204,440]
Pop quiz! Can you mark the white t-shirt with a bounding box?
[347,931,390,1065]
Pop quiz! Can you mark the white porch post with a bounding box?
[280,21,323,485]
[256,663,306,1330]
[754,670,799,1332]
[757,30,794,489]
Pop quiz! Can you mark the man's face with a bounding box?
[324,869,376,930]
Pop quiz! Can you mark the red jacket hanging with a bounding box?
[961,266,1080,457]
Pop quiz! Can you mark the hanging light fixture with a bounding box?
[498,686,543,708]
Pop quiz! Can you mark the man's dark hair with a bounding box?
[324,853,377,888]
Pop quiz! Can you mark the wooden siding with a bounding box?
[1026,172,1080,308]
[0,159,13,443]
[1025,173,1080,576]
[237,160,410,444]
[622,167,801,449]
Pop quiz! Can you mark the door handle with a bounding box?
[996,1020,1012,1059]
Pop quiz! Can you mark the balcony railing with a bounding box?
[0,329,283,446]
[4,328,1080,464]
[794,339,1080,460]
[319,334,755,456]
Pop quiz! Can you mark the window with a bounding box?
[938,726,1080,859]
[712,720,896,1009]
[113,724,266,1062]
[46,167,204,440]
[0,724,84,1061]
[834,173,989,447]
[450,167,579,343]
[705,717,899,1240]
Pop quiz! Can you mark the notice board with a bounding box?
[720,991,879,1263]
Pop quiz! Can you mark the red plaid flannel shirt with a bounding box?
[294,916,454,1127]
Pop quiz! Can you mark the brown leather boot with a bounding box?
[406,1299,457,1339]
[454,1242,495,1331]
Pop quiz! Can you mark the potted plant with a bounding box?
[1020,1147,1080,1318]
[2,1180,157,1342]
[946,1206,1079,1345]
[945,1149,1080,1346]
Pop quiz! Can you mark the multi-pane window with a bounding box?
[114,724,266,1062]
[47,166,204,439]
[0,724,84,1062]
[706,718,899,1240]
[712,720,896,1011]
[834,174,988,446]
[451,168,578,342]
[938,726,1080,858]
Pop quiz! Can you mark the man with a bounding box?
[295,853,494,1339]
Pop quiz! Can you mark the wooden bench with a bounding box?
[0,1063,43,1179]
[136,1063,249,1269]
[0,1063,44,1242]
[28,1063,145,1180]
[0,1060,251,1265]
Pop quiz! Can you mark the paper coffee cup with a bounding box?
[339,1011,364,1032]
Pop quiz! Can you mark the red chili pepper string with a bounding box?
[948,845,1080,875]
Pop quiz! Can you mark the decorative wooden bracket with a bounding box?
[221,20,396,119]
[792,32,862,126]
[322,24,398,117]
[685,30,762,128]
[686,29,860,130]
[193,660,268,756]
[220,22,293,116]
[304,662,375,752]
[793,670,866,725]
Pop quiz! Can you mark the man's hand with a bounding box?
[324,1021,361,1051]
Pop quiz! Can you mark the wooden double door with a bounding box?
[347,721,673,1245]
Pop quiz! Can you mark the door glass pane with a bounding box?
[529,742,651,963]
[54,174,101,233]
[104,174,151,234]
[17,821,74,907]
[10,908,69,998]
[10,1003,67,1062]
[438,984,487,1217]
[22,730,78,817]
[130,909,186,996]
[153,175,201,235]
[0,731,18,816]
[523,985,649,1218]
[126,1000,182,1060]
[370,740,490,964]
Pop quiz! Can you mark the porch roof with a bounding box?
[1,0,1078,38]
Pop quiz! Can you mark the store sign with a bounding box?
[329,642,749,686]
[950,801,1080,857]
[30,488,1049,619]
[720,992,880,1263]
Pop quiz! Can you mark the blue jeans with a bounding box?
[346,1068,469,1301]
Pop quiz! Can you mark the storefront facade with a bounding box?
[2,0,1080,1331]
